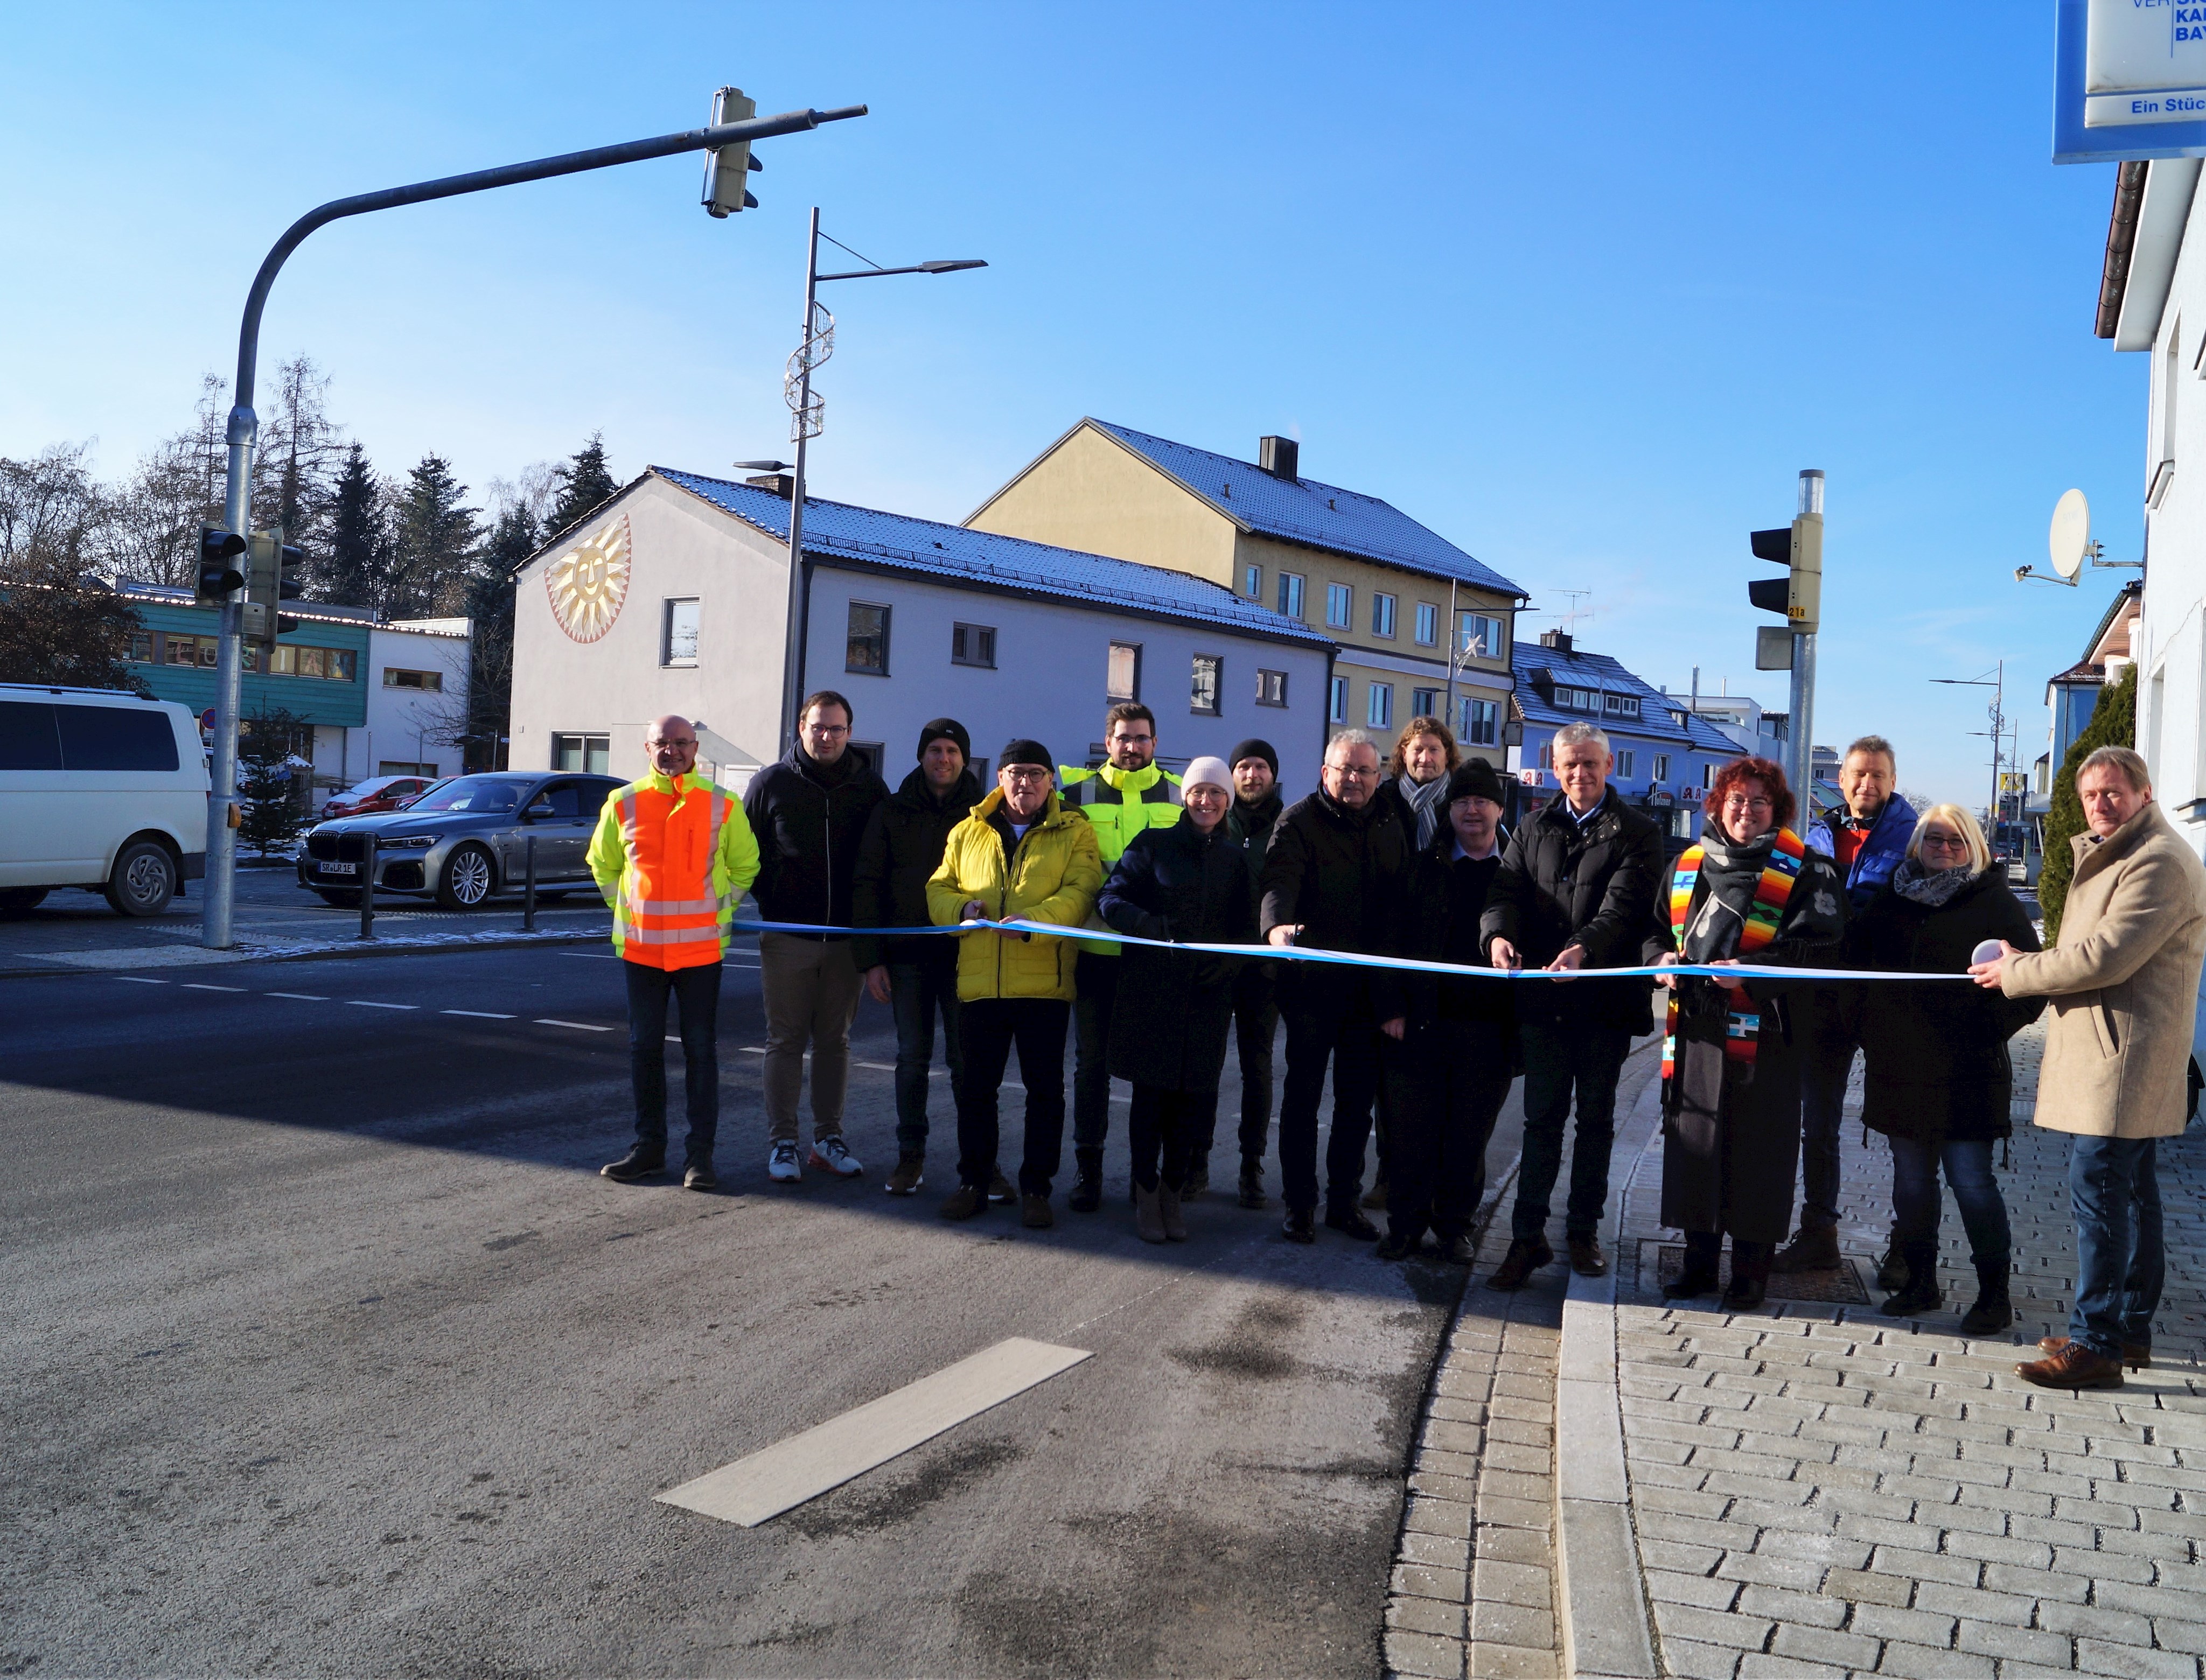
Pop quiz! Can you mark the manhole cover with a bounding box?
[1648,1242,1869,1305]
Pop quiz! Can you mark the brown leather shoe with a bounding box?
[2016,1341,2126,1390]
[1770,1225,1842,1272]
[1567,1234,1608,1277]
[1021,1193,1054,1229]
[939,1183,986,1221]
[1486,1235,1554,1291]
[2039,1335,2151,1371]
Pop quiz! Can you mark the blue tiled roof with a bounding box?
[653,467,1334,648]
[1084,420,1527,599]
[1511,641,1744,755]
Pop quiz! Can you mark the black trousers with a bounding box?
[625,959,722,1166]
[1129,1084,1218,1191]
[1071,953,1119,1163]
[1209,964,1278,1168]
[956,998,1072,1196]
[1277,995,1383,1214]
[1513,1017,1631,1242]
[1385,1017,1514,1242]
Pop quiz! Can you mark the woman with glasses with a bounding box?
[1846,804,2042,1329]
[1650,757,1846,1308]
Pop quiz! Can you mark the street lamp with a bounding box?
[1931,660,2008,842]
[775,212,988,751]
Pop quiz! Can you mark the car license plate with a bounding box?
[320,861,358,877]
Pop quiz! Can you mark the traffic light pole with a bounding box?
[198,99,866,948]
[1789,470,1822,804]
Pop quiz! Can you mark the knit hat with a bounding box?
[997,738,1052,772]
[1182,755,1231,795]
[1446,757,1506,807]
[1228,737,1279,778]
[917,717,970,761]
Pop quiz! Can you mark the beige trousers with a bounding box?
[759,933,862,1143]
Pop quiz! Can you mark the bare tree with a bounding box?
[0,443,106,567]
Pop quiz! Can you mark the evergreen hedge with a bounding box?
[2039,662,2137,940]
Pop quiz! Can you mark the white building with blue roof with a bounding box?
[507,467,1336,796]
[1509,629,1746,845]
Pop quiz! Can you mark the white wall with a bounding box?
[362,623,472,777]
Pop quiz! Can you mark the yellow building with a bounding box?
[967,419,1525,754]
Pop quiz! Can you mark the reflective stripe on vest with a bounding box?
[612,780,729,969]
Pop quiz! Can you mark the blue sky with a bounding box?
[0,3,2147,806]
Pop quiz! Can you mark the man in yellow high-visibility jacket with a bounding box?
[1057,701,1182,1212]
[589,714,760,1190]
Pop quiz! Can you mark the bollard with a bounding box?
[358,834,377,940]
[523,834,537,932]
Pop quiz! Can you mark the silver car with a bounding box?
[297,771,624,909]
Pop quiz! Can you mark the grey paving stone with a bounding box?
[1388,1594,1467,1639]
[1650,1601,1775,1652]
[1871,1640,1992,1677]
[1470,1557,1552,1611]
[2090,1576,2206,1621]
[1985,1559,2089,1601]
[1469,1599,1555,1650]
[1425,1419,1486,1455]
[1472,1523,1554,1566]
[1641,1482,1735,1519]
[2073,1637,2200,1679]
[1733,1583,1848,1628]
[1393,1562,1469,1603]
[1401,1529,1472,1571]
[1385,1627,1467,1678]
[1476,1492,1552,1533]
[1466,1640,1566,1678]
[1413,1470,1481,1504]
[1846,1601,1958,1647]
[1637,1508,1761,1551]
[1704,1471,1812,1504]
[1716,1551,1826,1591]
[1423,1447,1484,1480]
[2157,1617,2206,1658]
[1752,1531,1872,1570]
[1768,1621,1882,1669]
[2055,1541,2153,1580]
[1940,1528,2054,1569]
[1911,1581,2035,1623]
[1478,1468,1554,1507]
[1654,1637,1743,1680]
[1644,1567,1742,1611]
[1407,1495,1477,1539]
[2035,1598,2156,1645]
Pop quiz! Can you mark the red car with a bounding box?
[322,775,441,820]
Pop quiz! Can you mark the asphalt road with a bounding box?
[2,944,1531,1678]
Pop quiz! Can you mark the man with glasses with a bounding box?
[1259,729,1411,1243]
[1482,720,1664,1287]
[742,690,890,1185]
[593,715,760,1189]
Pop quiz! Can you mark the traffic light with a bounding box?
[1747,508,1823,636]
[242,526,304,640]
[700,86,763,216]
[196,526,247,603]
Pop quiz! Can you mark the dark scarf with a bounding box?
[1891,857,1980,908]
[1398,772,1450,851]
[1681,827,1777,964]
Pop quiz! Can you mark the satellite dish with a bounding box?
[2049,489,2090,580]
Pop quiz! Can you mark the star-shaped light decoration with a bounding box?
[546,517,631,643]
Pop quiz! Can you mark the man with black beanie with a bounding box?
[1224,737,1285,1207]
[854,718,983,1196]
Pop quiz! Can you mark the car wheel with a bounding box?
[315,889,362,907]
[105,842,177,918]
[437,843,497,910]
[0,886,48,916]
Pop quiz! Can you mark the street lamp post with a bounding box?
[771,215,986,752]
[196,99,867,950]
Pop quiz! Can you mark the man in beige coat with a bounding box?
[1971,746,2206,1388]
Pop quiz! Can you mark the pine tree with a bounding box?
[458,504,535,769]
[2038,662,2138,940]
[257,355,344,558]
[385,453,481,619]
[238,706,310,857]
[320,443,385,607]
[544,434,617,539]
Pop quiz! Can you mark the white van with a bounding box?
[0,684,208,917]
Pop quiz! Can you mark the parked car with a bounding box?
[296,771,624,909]
[322,774,440,820]
[0,683,208,918]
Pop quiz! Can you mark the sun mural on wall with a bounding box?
[546,517,631,643]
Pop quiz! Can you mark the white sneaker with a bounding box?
[810,1136,863,1178]
[768,1141,801,1183]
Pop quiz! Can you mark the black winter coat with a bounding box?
[1258,788,1411,1014]
[1847,871,2045,1144]
[850,766,981,970]
[1379,831,1513,1032]
[1479,787,1666,1031]
[741,746,889,937]
[1098,815,1258,1093]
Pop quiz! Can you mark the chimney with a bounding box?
[1539,628,1573,654]
[1258,435,1299,480]
[745,472,796,500]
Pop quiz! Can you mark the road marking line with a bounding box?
[536,1018,616,1032]
[181,983,247,992]
[346,1000,417,1010]
[116,976,166,984]
[443,1009,516,1019]
[855,1061,896,1072]
[266,992,331,1002]
[656,1336,1090,1528]
[739,1046,766,1054]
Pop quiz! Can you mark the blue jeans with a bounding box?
[1888,1137,2009,1264]
[2068,1136,2166,1355]
[1513,1019,1630,1241]
[888,961,963,1156]
[625,959,721,1166]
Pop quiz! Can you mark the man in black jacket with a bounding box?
[1223,738,1285,1208]
[1258,728,1410,1244]
[1481,722,1664,1286]
[742,690,889,1186]
[854,718,981,1198]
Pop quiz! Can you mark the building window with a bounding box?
[1539,743,1552,769]
[128,631,154,662]
[1617,749,1636,778]
[1255,668,1288,708]
[1107,640,1142,701]
[1325,582,1353,629]
[378,760,437,778]
[1367,682,1394,730]
[266,645,357,680]
[1458,612,1504,659]
[1328,674,1348,723]
[1414,602,1439,647]
[1702,761,1715,789]
[552,732,610,774]
[1554,684,1601,712]
[165,634,219,669]
[383,668,444,691]
[1411,687,1441,717]
[1462,697,1499,746]
[1277,572,1305,619]
[845,601,890,675]
[1603,692,1640,719]
[662,598,701,667]
[1244,563,1261,598]
[1653,753,1670,781]
[951,622,996,668]
[1190,653,1221,716]
[1372,592,1397,638]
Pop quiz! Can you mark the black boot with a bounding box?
[1723,1238,1772,1310]
[1663,1231,1722,1300]
[1067,1150,1103,1213]
[1880,1240,1943,1317]
[1875,1225,1909,1292]
[1238,1158,1268,1209]
[1959,1256,2013,1334]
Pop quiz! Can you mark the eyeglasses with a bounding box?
[1328,764,1378,779]
[1001,767,1051,783]
[805,722,851,736]
[1920,831,1968,852]
[1721,795,1774,813]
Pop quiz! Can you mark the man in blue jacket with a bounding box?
[1777,734,1916,1272]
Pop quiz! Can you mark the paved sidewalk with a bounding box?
[1611,1021,2206,1678]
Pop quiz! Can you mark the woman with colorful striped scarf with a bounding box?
[1647,757,1847,1308]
